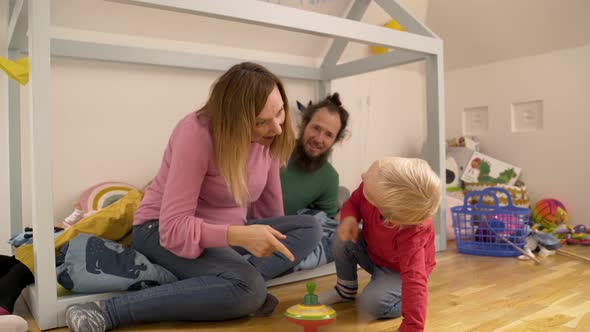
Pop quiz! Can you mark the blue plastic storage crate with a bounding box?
[451,187,530,257]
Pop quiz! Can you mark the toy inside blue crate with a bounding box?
[451,187,531,257]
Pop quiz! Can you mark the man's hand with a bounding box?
[337,216,359,243]
[228,225,295,261]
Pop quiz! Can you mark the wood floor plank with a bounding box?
[17,242,590,332]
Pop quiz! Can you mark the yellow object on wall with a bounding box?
[370,19,405,55]
[0,56,30,85]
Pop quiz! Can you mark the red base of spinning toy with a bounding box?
[286,317,336,332]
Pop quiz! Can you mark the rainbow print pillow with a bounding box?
[78,182,138,213]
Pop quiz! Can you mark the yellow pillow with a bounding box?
[0,56,29,85]
[16,189,143,273]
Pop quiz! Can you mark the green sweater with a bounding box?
[280,157,339,218]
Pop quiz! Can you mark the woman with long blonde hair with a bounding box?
[65,62,322,331]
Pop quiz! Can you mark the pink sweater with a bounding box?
[134,111,284,259]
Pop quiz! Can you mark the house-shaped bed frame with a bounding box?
[1,0,445,329]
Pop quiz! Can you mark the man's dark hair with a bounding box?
[300,92,349,142]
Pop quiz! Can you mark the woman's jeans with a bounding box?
[102,215,321,327]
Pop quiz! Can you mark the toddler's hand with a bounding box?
[337,217,359,243]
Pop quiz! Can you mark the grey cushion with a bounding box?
[338,186,351,208]
[56,233,177,293]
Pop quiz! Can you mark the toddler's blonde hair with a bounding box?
[376,157,441,226]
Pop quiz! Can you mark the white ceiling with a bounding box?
[278,0,590,70]
[425,0,590,71]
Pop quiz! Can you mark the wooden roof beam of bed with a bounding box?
[109,0,442,56]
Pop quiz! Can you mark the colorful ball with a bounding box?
[531,199,568,231]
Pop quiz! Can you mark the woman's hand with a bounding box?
[228,225,295,261]
[337,216,359,243]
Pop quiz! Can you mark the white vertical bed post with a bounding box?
[8,48,23,243]
[0,0,10,255]
[7,0,26,246]
[1,0,23,255]
[27,0,59,329]
[318,80,331,99]
[425,53,447,250]
[374,0,447,249]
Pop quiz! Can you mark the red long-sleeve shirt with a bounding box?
[340,183,436,332]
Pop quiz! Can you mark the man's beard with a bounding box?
[292,138,331,172]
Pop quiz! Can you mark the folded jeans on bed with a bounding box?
[293,209,338,271]
[56,233,178,293]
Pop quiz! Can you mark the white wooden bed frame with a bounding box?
[0,0,445,329]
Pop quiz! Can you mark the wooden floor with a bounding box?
[17,242,590,332]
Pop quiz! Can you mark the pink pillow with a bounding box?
[78,182,138,213]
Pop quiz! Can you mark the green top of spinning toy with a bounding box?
[304,282,318,305]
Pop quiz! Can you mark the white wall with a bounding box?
[14,58,427,234]
[15,57,427,232]
[445,45,590,226]
[332,65,427,191]
[16,58,316,231]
